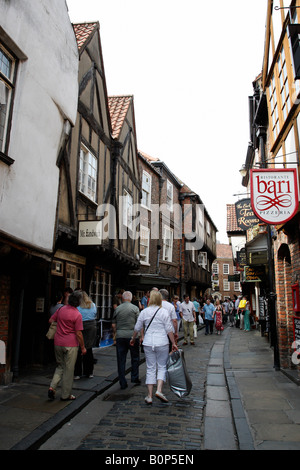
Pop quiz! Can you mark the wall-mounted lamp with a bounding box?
[239,165,248,177]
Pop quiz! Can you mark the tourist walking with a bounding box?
[238,295,247,330]
[160,289,178,350]
[48,291,86,401]
[202,298,215,335]
[172,295,181,339]
[112,291,140,389]
[130,291,178,404]
[74,291,97,379]
[213,299,224,335]
[243,296,251,332]
[180,295,196,345]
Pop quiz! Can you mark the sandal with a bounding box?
[61,394,76,401]
[48,388,55,400]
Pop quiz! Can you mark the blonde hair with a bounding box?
[148,290,162,307]
[80,291,93,309]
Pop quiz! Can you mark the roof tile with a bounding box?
[72,22,98,51]
[108,95,132,139]
[226,204,243,233]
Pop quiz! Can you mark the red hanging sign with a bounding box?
[250,168,299,225]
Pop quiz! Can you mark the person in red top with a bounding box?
[48,291,86,401]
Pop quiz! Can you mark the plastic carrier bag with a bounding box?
[166,349,192,398]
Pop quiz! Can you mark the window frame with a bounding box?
[0,42,17,164]
[198,251,207,269]
[277,47,291,121]
[166,179,173,211]
[140,225,150,264]
[65,262,82,291]
[223,264,229,275]
[78,143,98,203]
[223,279,230,291]
[162,225,173,262]
[123,188,133,230]
[141,170,152,209]
[90,269,112,320]
[212,262,219,275]
[268,74,280,141]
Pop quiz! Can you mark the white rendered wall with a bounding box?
[0,0,78,252]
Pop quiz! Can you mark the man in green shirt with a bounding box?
[112,291,140,389]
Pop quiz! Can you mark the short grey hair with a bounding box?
[122,291,133,301]
[69,290,82,307]
[159,289,169,300]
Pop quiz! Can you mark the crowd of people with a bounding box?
[201,295,252,335]
[47,286,252,404]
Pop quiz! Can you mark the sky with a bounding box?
[66,0,268,243]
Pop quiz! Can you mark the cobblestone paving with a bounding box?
[77,330,215,450]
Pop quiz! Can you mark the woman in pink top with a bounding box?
[48,291,86,401]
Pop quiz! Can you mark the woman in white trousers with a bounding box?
[130,290,178,404]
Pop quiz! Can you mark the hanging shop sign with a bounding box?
[250,169,299,225]
[78,221,103,245]
[235,198,260,231]
[236,249,247,271]
[244,265,266,282]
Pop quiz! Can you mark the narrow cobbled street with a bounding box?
[40,326,237,452]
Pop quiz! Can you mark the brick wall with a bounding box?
[274,226,300,370]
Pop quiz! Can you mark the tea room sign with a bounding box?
[250,169,299,225]
[235,198,260,230]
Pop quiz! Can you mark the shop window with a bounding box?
[90,270,112,320]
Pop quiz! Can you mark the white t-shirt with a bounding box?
[134,305,173,347]
[180,301,196,322]
[162,300,177,332]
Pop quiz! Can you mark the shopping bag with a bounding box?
[166,349,192,398]
[46,322,57,340]
[193,324,197,338]
[198,315,204,324]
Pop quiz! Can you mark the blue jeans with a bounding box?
[116,338,140,388]
[205,319,214,335]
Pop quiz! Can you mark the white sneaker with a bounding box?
[144,396,152,405]
[155,391,169,403]
[74,376,80,380]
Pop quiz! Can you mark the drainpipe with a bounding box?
[156,176,164,275]
[179,195,184,298]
